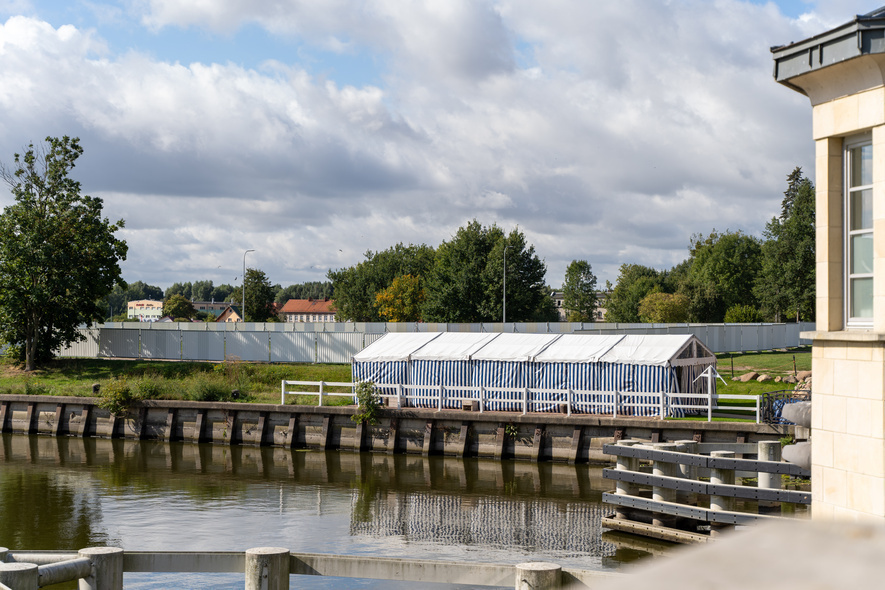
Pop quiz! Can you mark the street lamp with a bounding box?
[243,249,255,322]
[503,244,510,323]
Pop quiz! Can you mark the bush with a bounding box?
[97,379,137,415]
[24,381,51,396]
[724,304,763,323]
[351,381,381,425]
[188,376,233,402]
[132,376,168,400]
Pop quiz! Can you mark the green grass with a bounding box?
[0,358,353,406]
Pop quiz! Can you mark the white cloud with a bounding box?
[0,1,822,292]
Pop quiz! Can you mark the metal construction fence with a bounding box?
[55,321,815,364]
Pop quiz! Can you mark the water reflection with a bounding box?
[1,433,665,586]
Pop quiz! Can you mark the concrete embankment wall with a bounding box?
[0,395,792,463]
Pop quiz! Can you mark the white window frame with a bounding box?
[845,134,874,328]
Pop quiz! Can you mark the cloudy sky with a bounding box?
[0,1,877,292]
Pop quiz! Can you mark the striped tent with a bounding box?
[352,332,716,416]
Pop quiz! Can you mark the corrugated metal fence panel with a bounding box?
[723,325,743,352]
[57,328,100,357]
[141,330,182,360]
[182,332,225,361]
[317,332,363,364]
[99,328,139,358]
[270,332,316,363]
[226,332,270,362]
[363,333,385,347]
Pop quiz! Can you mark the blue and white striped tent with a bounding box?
[352,332,716,416]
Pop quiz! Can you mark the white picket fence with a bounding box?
[56,321,815,364]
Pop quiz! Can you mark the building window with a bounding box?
[846,138,873,326]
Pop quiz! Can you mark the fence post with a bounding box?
[77,547,124,590]
[614,440,641,521]
[0,562,38,590]
[757,440,782,515]
[613,391,619,419]
[709,450,735,537]
[515,562,561,590]
[280,381,286,405]
[318,382,324,407]
[438,385,443,412]
[397,383,403,409]
[479,387,485,413]
[567,389,572,416]
[245,547,290,590]
[523,388,528,415]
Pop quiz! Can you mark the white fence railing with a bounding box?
[57,321,815,363]
[281,380,763,422]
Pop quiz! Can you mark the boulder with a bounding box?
[756,374,771,382]
[782,401,811,428]
[736,371,758,383]
[797,370,812,381]
[782,441,811,471]
[783,375,798,384]
[774,376,783,383]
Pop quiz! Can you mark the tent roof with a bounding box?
[410,332,501,361]
[352,332,441,362]
[353,332,709,366]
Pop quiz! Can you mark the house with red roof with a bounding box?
[279,298,337,323]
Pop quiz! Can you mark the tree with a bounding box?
[684,230,762,322]
[191,280,214,301]
[235,268,276,322]
[328,243,435,321]
[275,281,333,305]
[604,264,667,322]
[755,168,816,321]
[163,294,196,320]
[638,291,690,323]
[374,274,425,321]
[0,136,127,370]
[422,221,547,323]
[211,283,234,302]
[561,260,598,322]
[103,280,163,320]
[165,282,192,300]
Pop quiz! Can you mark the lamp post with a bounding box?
[243,249,255,322]
[503,245,510,323]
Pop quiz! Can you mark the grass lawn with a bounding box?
[0,358,353,406]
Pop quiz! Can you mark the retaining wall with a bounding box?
[0,395,792,463]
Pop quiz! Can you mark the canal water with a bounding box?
[0,433,666,588]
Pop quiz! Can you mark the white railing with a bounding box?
[281,381,763,422]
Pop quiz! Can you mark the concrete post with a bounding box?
[245,547,290,590]
[758,440,783,514]
[651,443,680,527]
[614,440,641,520]
[515,562,561,590]
[0,562,39,590]
[78,547,123,590]
[675,440,698,503]
[709,450,735,537]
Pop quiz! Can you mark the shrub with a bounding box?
[132,376,168,400]
[24,381,51,396]
[188,376,233,402]
[724,304,763,323]
[351,381,381,425]
[97,379,137,415]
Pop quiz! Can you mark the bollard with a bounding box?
[709,450,735,537]
[614,440,641,520]
[0,562,39,590]
[515,562,561,590]
[757,440,782,515]
[78,547,123,590]
[245,547,290,590]
[675,440,698,503]
[651,443,680,527]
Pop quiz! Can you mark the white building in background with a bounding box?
[126,299,164,321]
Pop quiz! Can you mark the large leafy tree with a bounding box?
[561,260,598,322]
[103,280,163,319]
[327,243,435,321]
[275,281,333,305]
[374,274,425,322]
[0,136,127,370]
[423,221,547,322]
[638,291,690,323]
[163,294,196,320]
[755,167,816,321]
[604,264,667,323]
[684,230,762,322]
[230,268,277,321]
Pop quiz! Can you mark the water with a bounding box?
[0,434,665,588]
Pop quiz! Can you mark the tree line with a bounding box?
[604,167,815,323]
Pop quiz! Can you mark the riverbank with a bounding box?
[0,395,793,463]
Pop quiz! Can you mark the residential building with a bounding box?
[279,298,337,323]
[215,306,243,323]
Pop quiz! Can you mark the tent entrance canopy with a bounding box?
[352,332,716,415]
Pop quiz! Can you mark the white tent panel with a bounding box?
[470,333,561,361]
[532,334,624,363]
[352,332,442,362]
[598,334,694,367]
[410,332,501,360]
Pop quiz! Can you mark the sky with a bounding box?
[0,0,879,293]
